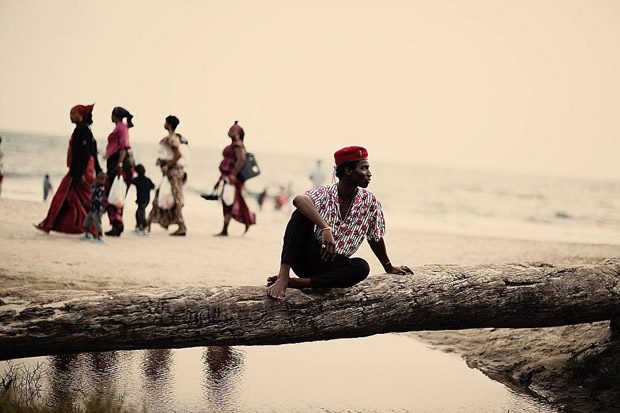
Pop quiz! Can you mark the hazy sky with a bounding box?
[1,0,619,179]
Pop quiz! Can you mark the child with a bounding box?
[43,174,53,201]
[132,164,155,235]
[82,172,107,243]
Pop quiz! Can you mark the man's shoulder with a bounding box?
[358,187,379,203]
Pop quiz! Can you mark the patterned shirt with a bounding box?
[89,185,106,213]
[306,184,386,257]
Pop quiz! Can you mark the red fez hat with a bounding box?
[334,146,368,165]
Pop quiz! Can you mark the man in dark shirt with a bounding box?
[132,164,155,234]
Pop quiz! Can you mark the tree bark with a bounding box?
[1,259,619,360]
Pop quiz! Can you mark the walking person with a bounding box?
[132,164,155,235]
[213,121,256,236]
[104,106,134,237]
[309,159,326,187]
[36,104,102,234]
[81,172,107,243]
[43,174,54,201]
[147,115,187,236]
[267,146,412,299]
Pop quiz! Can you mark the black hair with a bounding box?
[166,115,180,131]
[335,160,361,179]
[135,164,146,176]
[113,107,134,128]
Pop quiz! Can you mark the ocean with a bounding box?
[2,129,619,245]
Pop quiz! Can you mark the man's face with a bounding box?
[351,159,372,188]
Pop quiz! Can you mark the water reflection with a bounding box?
[142,349,173,411]
[2,335,557,412]
[47,352,123,409]
[48,354,79,408]
[202,346,244,412]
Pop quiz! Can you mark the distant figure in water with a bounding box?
[0,136,4,197]
[213,121,256,236]
[43,174,53,201]
[36,104,103,234]
[257,188,268,211]
[274,185,288,210]
[309,159,326,187]
[267,146,412,299]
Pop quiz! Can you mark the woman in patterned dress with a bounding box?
[147,115,187,236]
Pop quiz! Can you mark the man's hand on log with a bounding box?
[385,264,414,275]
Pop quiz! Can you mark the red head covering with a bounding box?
[334,146,368,165]
[71,104,94,118]
[228,120,245,140]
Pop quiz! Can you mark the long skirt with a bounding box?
[222,180,256,227]
[148,166,185,229]
[37,158,95,234]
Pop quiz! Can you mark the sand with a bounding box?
[1,196,619,410]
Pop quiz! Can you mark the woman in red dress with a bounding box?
[36,104,102,234]
[213,121,256,236]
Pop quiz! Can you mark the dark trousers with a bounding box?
[281,210,370,288]
[135,203,148,229]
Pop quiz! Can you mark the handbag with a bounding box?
[108,176,127,208]
[157,177,175,210]
[237,152,261,182]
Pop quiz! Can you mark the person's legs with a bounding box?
[309,257,370,288]
[216,203,233,236]
[93,212,103,238]
[82,212,95,239]
[105,166,123,236]
[267,210,323,296]
[169,169,186,235]
[136,204,147,230]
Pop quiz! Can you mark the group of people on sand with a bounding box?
[33,103,411,296]
[35,104,255,242]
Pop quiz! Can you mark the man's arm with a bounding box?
[293,195,336,261]
[367,237,413,275]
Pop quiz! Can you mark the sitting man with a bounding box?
[267,146,412,299]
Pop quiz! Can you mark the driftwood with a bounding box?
[1,259,619,360]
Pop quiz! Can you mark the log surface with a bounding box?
[1,259,619,360]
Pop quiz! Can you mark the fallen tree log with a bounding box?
[1,259,619,360]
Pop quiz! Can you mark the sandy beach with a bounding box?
[2,195,619,410]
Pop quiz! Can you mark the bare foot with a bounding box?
[244,225,250,235]
[213,231,228,237]
[267,278,288,299]
[266,275,278,287]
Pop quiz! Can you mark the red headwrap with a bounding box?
[228,120,245,139]
[334,146,368,165]
[71,104,94,118]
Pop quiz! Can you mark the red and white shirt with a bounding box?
[306,184,386,257]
